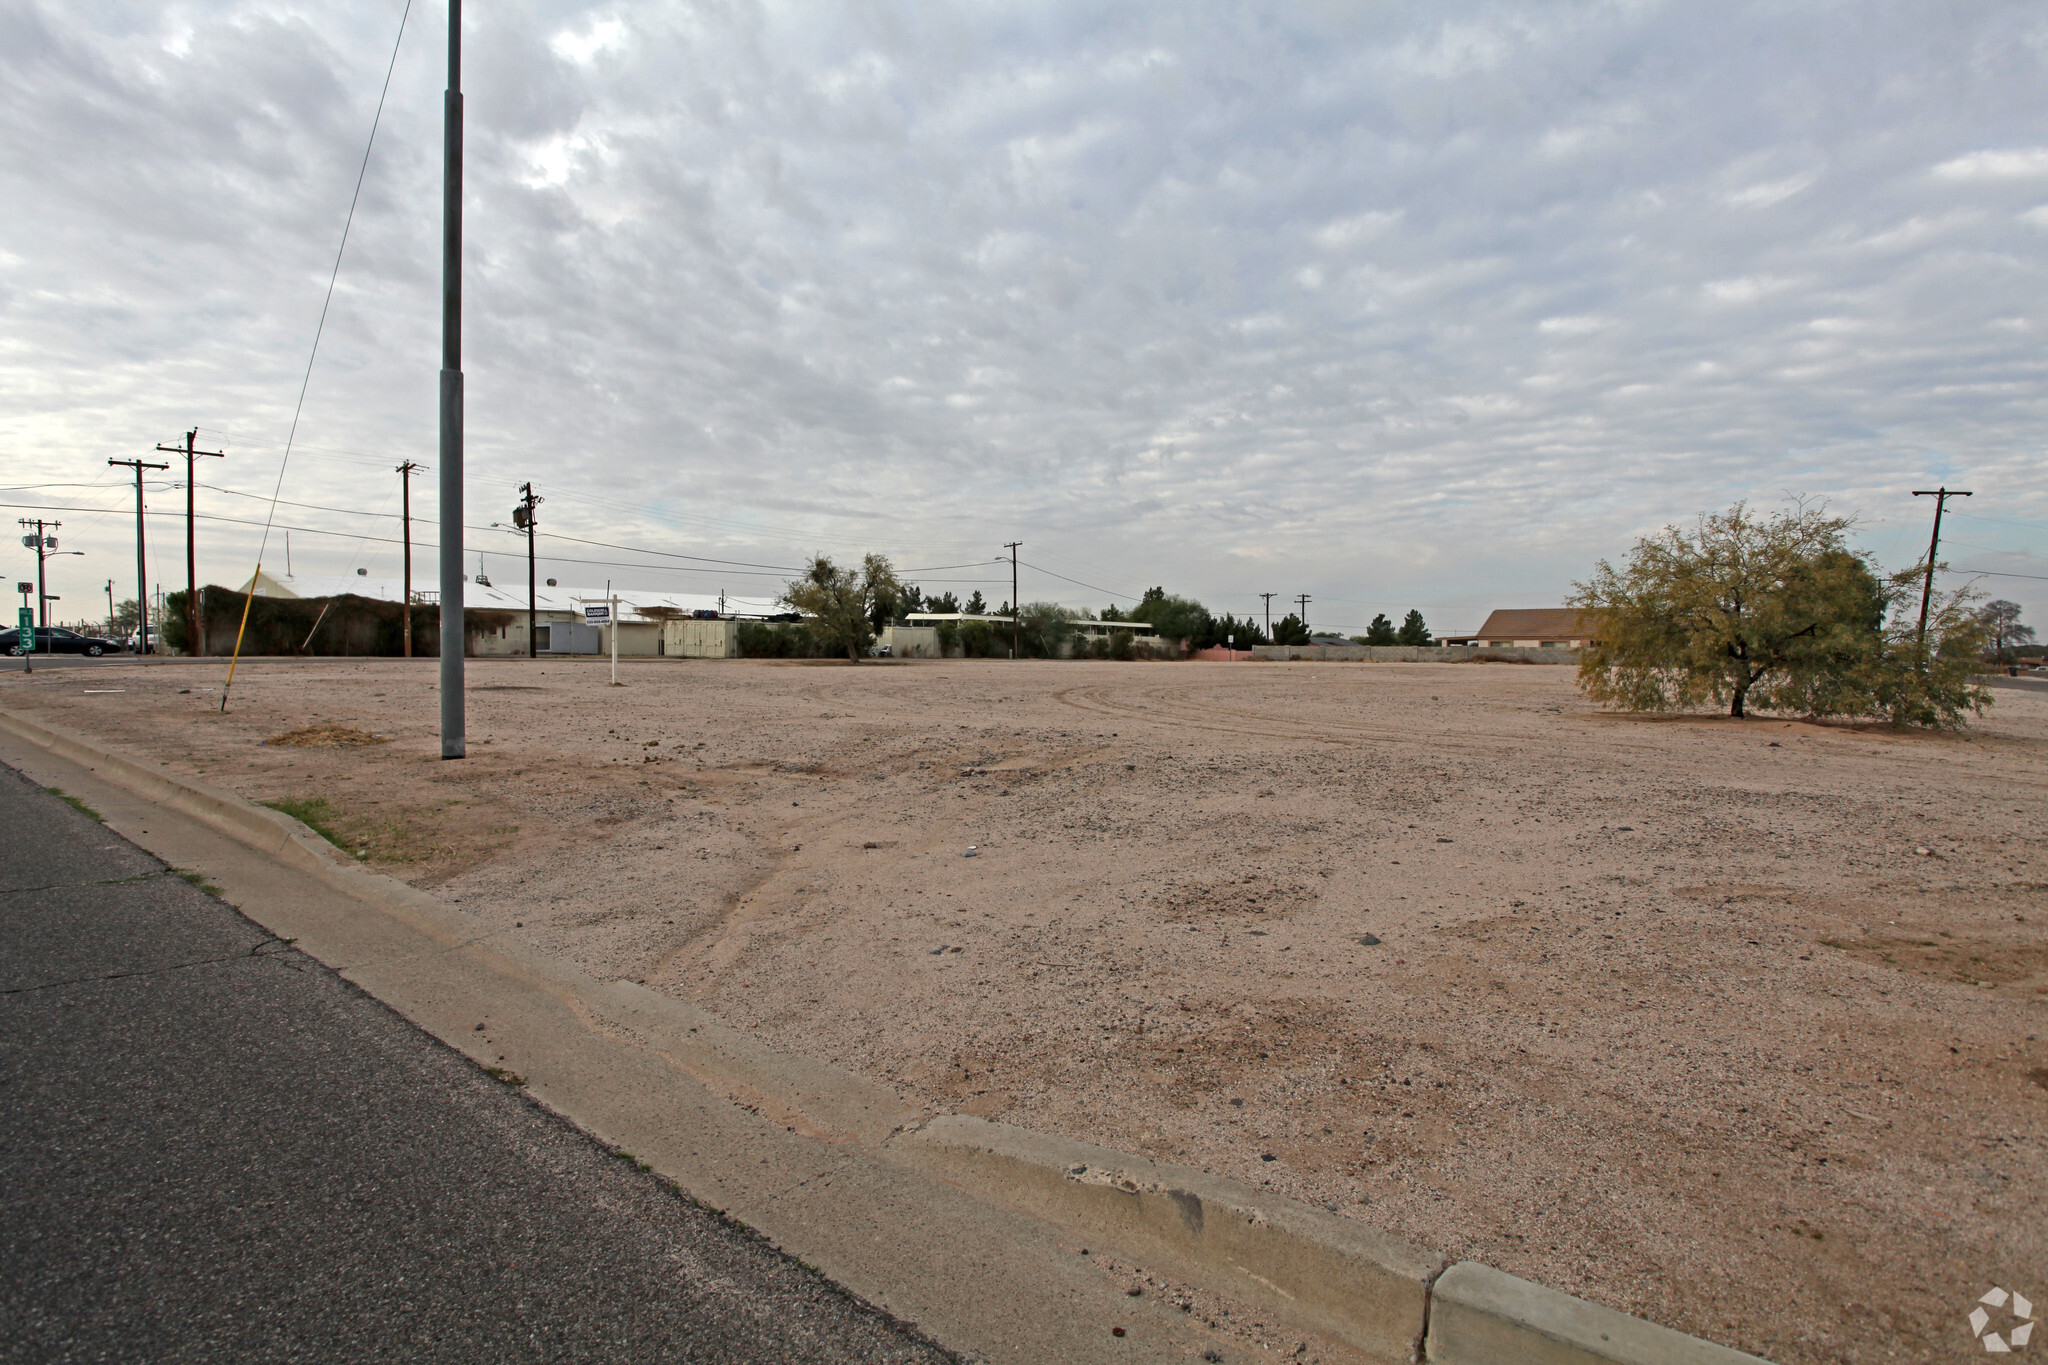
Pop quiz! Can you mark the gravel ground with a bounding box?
[5,655,2044,1364]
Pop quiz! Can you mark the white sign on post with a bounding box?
[584,603,611,624]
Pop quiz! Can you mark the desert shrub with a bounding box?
[737,621,826,657]
[958,620,1000,657]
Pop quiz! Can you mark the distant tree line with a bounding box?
[771,559,1449,660]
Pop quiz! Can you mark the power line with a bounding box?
[1015,558,1139,601]
[225,0,413,718]
[0,500,1008,587]
[1956,567,2048,582]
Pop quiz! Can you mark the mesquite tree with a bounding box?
[1570,502,1986,726]
[782,553,905,661]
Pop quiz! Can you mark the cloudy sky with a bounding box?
[4,0,2045,634]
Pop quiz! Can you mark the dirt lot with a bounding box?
[5,656,2043,1363]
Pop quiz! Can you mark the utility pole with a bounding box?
[514,482,542,658]
[1295,593,1311,635]
[1912,487,1973,650]
[439,0,466,758]
[1004,541,1021,659]
[397,461,422,657]
[105,579,115,636]
[108,459,168,654]
[17,520,58,628]
[157,429,224,656]
[1259,592,1276,640]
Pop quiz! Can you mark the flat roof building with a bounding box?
[901,613,1154,637]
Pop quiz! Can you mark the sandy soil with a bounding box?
[6,655,2044,1364]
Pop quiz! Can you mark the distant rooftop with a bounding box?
[1442,608,1596,643]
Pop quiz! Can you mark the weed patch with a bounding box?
[47,788,103,822]
[171,868,225,897]
[260,796,346,849]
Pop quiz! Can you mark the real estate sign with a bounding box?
[585,603,612,625]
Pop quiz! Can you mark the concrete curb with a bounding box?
[0,702,1774,1365]
[903,1114,1442,1363]
[1426,1263,1772,1365]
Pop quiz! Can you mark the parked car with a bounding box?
[124,626,156,653]
[2,626,124,656]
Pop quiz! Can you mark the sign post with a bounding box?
[583,592,623,685]
[15,596,33,675]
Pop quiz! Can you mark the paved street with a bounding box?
[0,761,956,1364]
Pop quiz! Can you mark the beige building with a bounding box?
[1439,609,1596,649]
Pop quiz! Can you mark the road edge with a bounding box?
[0,701,1773,1365]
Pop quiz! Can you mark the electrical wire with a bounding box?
[0,501,1008,586]
[222,0,411,712]
[1016,559,1141,601]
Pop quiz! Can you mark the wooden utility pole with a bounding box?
[1295,593,1311,635]
[1259,592,1276,639]
[108,458,169,654]
[1004,541,1021,659]
[1912,487,1973,649]
[514,482,542,657]
[157,429,224,656]
[396,461,422,657]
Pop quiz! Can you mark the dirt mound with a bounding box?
[264,724,387,748]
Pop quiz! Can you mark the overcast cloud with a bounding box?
[4,0,2045,632]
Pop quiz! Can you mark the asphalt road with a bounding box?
[0,762,957,1364]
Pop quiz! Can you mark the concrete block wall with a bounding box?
[880,625,941,658]
[1250,643,1580,664]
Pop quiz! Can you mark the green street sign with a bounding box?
[16,607,33,648]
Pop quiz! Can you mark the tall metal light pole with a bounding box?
[1912,487,1972,651]
[438,0,466,758]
